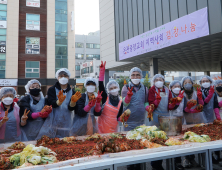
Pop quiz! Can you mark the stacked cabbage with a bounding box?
[183,131,211,143]
[126,125,168,140]
[10,144,57,168]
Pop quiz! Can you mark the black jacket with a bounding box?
[19,95,48,121]
[47,82,76,111]
[99,81,123,119]
[75,93,102,117]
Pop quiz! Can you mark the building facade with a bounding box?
[0,0,75,95]
[100,0,222,85]
[75,31,100,78]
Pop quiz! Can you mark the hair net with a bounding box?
[55,68,71,79]
[25,79,41,93]
[0,87,16,99]
[152,74,165,84]
[106,80,120,93]
[169,80,182,89]
[84,77,98,88]
[199,75,213,84]
[214,80,222,87]
[129,67,142,77]
[181,76,193,87]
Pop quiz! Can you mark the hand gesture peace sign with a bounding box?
[100,61,106,71]
[127,87,133,97]
[2,109,9,124]
[96,91,103,103]
[21,109,30,122]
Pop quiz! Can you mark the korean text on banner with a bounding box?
[119,7,209,61]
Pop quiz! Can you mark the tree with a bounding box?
[81,86,86,93]
[116,76,130,94]
[143,73,151,89]
[75,87,81,92]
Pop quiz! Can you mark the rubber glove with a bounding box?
[196,87,204,105]
[184,100,197,113]
[57,90,66,106]
[70,91,82,107]
[204,86,214,103]
[99,61,106,81]
[214,108,221,120]
[124,87,133,104]
[96,91,103,104]
[219,101,222,108]
[154,89,161,107]
[84,99,96,112]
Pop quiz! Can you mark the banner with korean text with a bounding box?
[119,7,209,60]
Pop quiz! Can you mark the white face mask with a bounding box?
[131,79,140,85]
[172,88,181,94]
[3,97,13,105]
[109,89,119,96]
[155,81,164,88]
[87,85,96,93]
[202,82,211,89]
[59,77,69,85]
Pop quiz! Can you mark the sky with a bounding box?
[75,0,100,35]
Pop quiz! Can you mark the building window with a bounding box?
[26,37,40,54]
[55,0,68,72]
[75,65,80,71]
[86,54,100,60]
[25,61,40,78]
[75,76,80,78]
[90,66,93,73]
[75,42,84,48]
[55,56,68,72]
[81,67,89,74]
[75,53,84,59]
[26,0,40,7]
[26,13,40,31]
[0,4,7,21]
[86,43,100,49]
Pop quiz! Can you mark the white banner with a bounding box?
[26,25,40,31]
[0,79,18,86]
[26,0,40,7]
[0,0,7,4]
[0,21,7,28]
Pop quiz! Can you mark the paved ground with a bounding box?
[117,153,222,170]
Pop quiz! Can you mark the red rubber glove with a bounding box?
[39,112,49,118]
[124,87,133,104]
[84,99,96,112]
[96,91,103,104]
[204,86,214,103]
[197,87,202,100]
[155,90,161,101]
[186,100,197,109]
[178,90,185,99]
[99,61,106,81]
[214,108,221,120]
[194,104,203,112]
[0,117,3,121]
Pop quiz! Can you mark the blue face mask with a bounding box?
[184,83,193,90]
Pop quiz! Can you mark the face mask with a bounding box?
[172,88,181,94]
[30,88,41,96]
[131,79,140,85]
[87,85,95,93]
[3,97,13,105]
[109,89,119,96]
[59,77,68,85]
[202,82,211,89]
[184,83,193,90]
[155,81,164,88]
[216,86,222,92]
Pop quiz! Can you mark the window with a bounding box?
[26,13,40,31]
[75,53,84,59]
[75,42,84,48]
[86,43,100,49]
[0,4,6,21]
[55,36,67,45]
[75,65,80,71]
[25,61,40,78]
[55,56,68,71]
[81,67,89,74]
[55,45,67,55]
[26,37,40,54]
[75,76,80,78]
[90,66,93,73]
[86,54,100,60]
[26,0,40,7]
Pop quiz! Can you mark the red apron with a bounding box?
[98,97,122,133]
